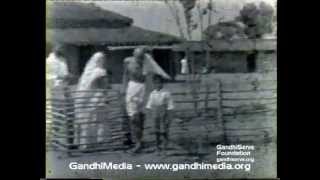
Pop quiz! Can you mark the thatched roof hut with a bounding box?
[46,26,182,46]
[46,2,181,46]
[46,2,182,80]
[46,2,133,28]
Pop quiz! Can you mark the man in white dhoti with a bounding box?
[122,47,171,153]
[122,47,147,153]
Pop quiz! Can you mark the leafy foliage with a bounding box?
[203,21,247,41]
[237,2,275,38]
[204,2,275,40]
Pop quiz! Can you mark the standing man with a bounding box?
[46,44,72,148]
[46,44,70,89]
[122,47,148,153]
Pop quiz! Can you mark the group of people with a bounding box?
[46,45,110,150]
[46,45,175,154]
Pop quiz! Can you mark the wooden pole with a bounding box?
[191,51,195,80]
[216,80,227,144]
[208,0,213,26]
[204,84,210,112]
[205,44,211,71]
[64,87,75,152]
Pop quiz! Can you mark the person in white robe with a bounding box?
[46,45,70,147]
[74,52,109,150]
[180,56,189,74]
[46,46,70,89]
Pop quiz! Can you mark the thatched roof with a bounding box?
[46,2,133,28]
[46,26,182,46]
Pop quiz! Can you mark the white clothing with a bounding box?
[146,88,174,110]
[74,52,107,148]
[77,52,106,91]
[46,53,69,87]
[125,81,146,117]
[180,58,189,74]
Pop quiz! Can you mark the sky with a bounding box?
[91,0,276,40]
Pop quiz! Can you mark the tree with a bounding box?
[164,0,223,74]
[164,0,186,39]
[179,0,197,40]
[237,2,275,38]
[165,0,219,41]
[273,1,277,37]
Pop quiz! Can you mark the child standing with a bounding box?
[146,75,174,153]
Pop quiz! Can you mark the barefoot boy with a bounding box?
[146,75,174,152]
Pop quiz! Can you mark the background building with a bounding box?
[46,2,181,83]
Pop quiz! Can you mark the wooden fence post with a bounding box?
[64,87,75,152]
[216,80,227,144]
[205,46,211,71]
[191,83,198,114]
[204,83,210,113]
[46,100,52,150]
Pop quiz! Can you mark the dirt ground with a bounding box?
[46,141,276,179]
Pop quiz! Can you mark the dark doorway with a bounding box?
[247,52,257,73]
[152,49,176,79]
[79,46,95,75]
